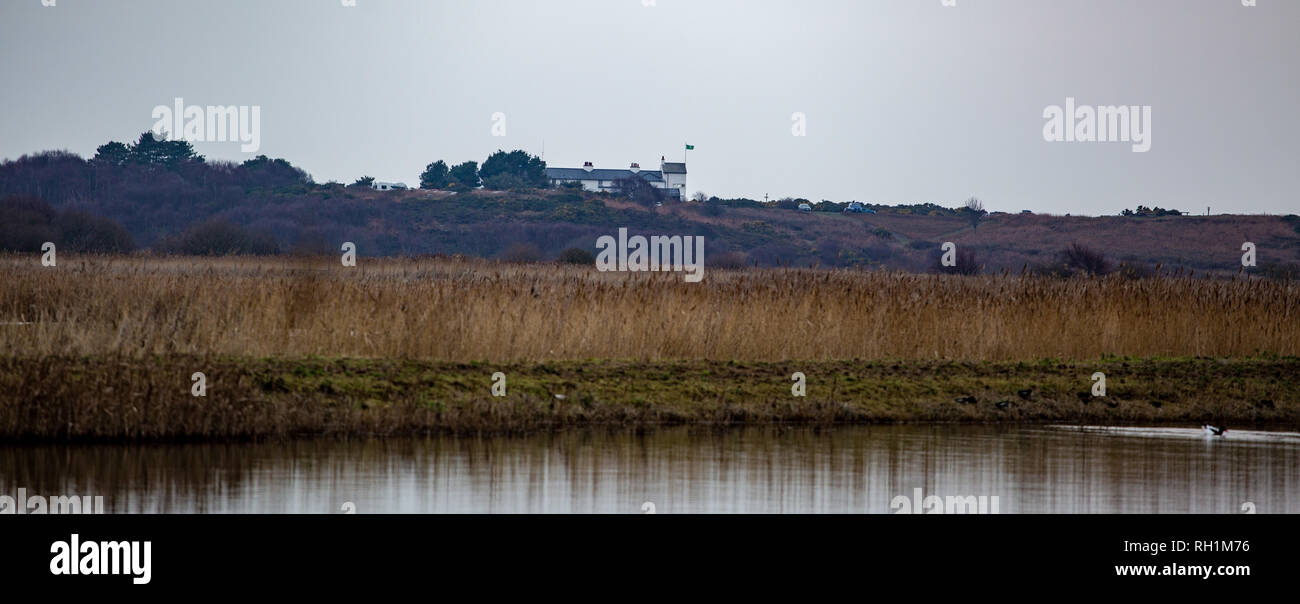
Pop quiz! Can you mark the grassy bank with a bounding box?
[1,356,1295,440]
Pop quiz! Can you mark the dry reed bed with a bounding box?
[2,254,1297,361]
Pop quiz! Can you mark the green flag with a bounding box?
[685,144,695,150]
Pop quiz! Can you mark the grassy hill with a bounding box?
[359,188,1298,277]
[2,149,1297,276]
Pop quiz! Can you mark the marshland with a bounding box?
[1,254,1296,440]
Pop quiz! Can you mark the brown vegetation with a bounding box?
[2,255,1296,440]
[2,254,1298,362]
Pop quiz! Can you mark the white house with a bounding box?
[544,157,687,200]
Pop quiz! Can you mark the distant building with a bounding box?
[545,157,687,200]
[372,181,408,192]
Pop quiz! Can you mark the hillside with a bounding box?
[1,149,1297,276]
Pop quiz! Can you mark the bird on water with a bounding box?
[1203,425,1228,437]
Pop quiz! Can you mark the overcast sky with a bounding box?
[2,0,1296,215]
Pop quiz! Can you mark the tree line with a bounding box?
[350,149,549,191]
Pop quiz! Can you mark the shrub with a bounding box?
[238,155,311,188]
[1059,243,1112,275]
[1121,205,1183,217]
[481,173,530,191]
[58,210,135,253]
[165,218,279,256]
[0,195,59,252]
[708,197,765,209]
[0,195,134,253]
[556,247,596,265]
[741,221,778,236]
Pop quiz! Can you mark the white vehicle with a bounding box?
[371,181,408,192]
[797,203,813,213]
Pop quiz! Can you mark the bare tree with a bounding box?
[964,197,987,231]
[1059,243,1112,275]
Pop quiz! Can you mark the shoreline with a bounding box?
[2,356,1295,442]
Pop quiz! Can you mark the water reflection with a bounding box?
[1,425,1296,514]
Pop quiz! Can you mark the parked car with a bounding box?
[843,201,876,214]
[797,203,813,213]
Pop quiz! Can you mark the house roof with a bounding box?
[545,167,664,182]
[661,162,687,174]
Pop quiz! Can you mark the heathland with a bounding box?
[3,142,1299,277]
[1,256,1297,440]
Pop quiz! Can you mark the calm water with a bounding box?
[2,425,1298,514]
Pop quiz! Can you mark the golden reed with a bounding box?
[2,254,1297,362]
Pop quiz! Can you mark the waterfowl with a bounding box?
[1203,425,1228,437]
[955,396,978,405]
[1017,389,1034,400]
[995,400,1012,411]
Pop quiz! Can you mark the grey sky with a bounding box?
[2,0,1296,215]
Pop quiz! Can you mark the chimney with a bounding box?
[629,162,640,173]
[583,161,594,173]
